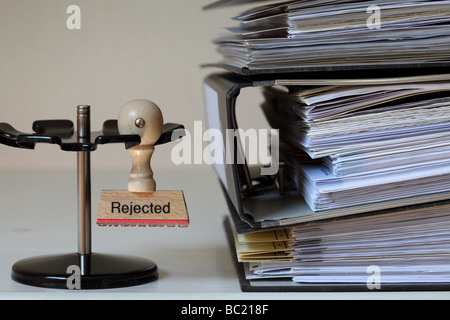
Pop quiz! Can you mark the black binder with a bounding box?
[204,71,450,291]
[204,71,450,233]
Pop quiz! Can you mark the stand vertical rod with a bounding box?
[77,106,92,262]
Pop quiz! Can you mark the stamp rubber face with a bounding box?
[96,190,189,227]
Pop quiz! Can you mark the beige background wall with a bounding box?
[0,0,266,172]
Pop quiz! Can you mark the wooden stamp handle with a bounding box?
[118,100,163,193]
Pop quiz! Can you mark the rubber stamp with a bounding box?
[96,99,189,227]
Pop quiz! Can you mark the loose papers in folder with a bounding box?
[231,203,450,288]
[213,0,450,72]
[262,76,450,213]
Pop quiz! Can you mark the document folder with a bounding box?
[204,72,450,233]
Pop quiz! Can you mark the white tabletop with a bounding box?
[0,167,449,300]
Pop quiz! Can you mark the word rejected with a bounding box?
[96,190,189,227]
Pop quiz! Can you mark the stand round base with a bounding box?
[11,252,158,289]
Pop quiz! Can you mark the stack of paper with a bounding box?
[213,0,450,72]
[234,203,450,287]
[262,76,450,212]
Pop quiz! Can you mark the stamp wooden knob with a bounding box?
[118,99,163,193]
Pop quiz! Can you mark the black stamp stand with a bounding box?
[0,105,184,289]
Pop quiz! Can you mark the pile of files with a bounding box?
[262,77,450,213]
[231,202,450,289]
[235,75,450,290]
[212,0,450,73]
[204,0,450,291]
[230,74,450,290]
